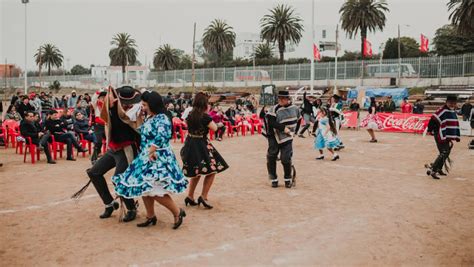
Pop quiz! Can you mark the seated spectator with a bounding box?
[167,103,177,117]
[461,99,472,121]
[45,110,88,161]
[5,105,22,121]
[74,95,89,117]
[401,98,413,113]
[209,106,226,141]
[225,105,237,125]
[61,107,75,132]
[17,96,35,119]
[376,101,384,113]
[74,112,97,144]
[20,111,55,164]
[413,99,425,114]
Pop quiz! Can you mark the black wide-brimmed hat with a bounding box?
[332,94,341,100]
[446,95,458,102]
[116,86,141,105]
[277,90,290,98]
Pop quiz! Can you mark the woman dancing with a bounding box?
[181,92,229,209]
[360,97,383,143]
[112,91,188,229]
[314,107,340,161]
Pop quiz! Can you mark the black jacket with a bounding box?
[45,119,67,138]
[20,120,41,144]
[74,119,90,135]
[17,103,35,119]
[301,92,313,115]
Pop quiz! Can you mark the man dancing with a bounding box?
[426,95,461,180]
[73,86,143,222]
[264,90,301,188]
[329,94,344,150]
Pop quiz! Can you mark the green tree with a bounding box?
[383,37,421,59]
[153,44,180,70]
[109,33,138,83]
[70,65,90,75]
[339,0,389,58]
[34,44,63,76]
[178,54,193,69]
[260,4,304,63]
[433,24,474,55]
[202,19,236,65]
[255,43,274,59]
[448,0,474,36]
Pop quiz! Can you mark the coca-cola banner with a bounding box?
[376,113,432,134]
[342,111,359,128]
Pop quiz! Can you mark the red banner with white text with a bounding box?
[342,111,359,128]
[376,113,431,134]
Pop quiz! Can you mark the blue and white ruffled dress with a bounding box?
[113,114,188,199]
[314,117,340,150]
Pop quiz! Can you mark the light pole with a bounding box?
[397,24,410,86]
[310,0,315,94]
[22,0,29,94]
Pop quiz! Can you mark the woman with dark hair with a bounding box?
[5,105,22,121]
[360,97,383,142]
[180,92,229,209]
[314,107,340,161]
[112,91,188,229]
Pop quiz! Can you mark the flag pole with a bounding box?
[192,22,196,93]
[397,24,401,86]
[310,0,315,95]
[334,24,339,95]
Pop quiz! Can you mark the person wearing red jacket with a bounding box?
[401,98,413,113]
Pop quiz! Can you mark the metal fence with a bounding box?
[2,53,473,88]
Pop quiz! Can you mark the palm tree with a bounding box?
[255,42,274,59]
[260,4,304,63]
[202,19,236,65]
[339,0,389,58]
[109,33,138,83]
[153,44,180,70]
[448,0,474,36]
[34,44,63,76]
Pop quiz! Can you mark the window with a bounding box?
[322,30,327,39]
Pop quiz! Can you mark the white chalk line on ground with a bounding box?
[0,194,97,215]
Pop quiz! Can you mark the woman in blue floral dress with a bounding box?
[113,91,188,229]
[314,107,340,161]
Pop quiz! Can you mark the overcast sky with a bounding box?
[1,0,451,71]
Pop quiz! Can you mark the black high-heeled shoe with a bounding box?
[173,209,186,229]
[137,216,157,227]
[197,196,213,209]
[184,197,198,206]
[99,201,119,219]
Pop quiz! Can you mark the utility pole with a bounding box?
[310,0,315,94]
[192,22,196,92]
[334,24,339,94]
[397,24,401,86]
[22,0,29,94]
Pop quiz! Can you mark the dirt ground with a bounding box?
[0,130,473,266]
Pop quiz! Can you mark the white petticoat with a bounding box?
[142,181,172,197]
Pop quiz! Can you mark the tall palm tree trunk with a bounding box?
[278,38,285,63]
[122,60,126,84]
[48,63,51,76]
[361,27,367,59]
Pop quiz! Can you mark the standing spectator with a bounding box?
[413,99,425,114]
[349,98,360,112]
[67,90,79,108]
[376,101,385,113]
[74,95,88,117]
[401,98,413,113]
[17,96,35,119]
[59,95,68,108]
[5,105,22,121]
[460,99,472,121]
[298,91,316,138]
[383,95,396,113]
[40,94,54,121]
[20,111,55,164]
[49,92,60,109]
[10,91,21,106]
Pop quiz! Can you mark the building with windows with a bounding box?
[91,66,150,87]
[233,32,297,60]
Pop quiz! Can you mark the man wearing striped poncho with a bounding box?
[426,95,461,180]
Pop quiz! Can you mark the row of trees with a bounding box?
[32,0,473,78]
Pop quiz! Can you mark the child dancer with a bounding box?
[314,107,340,161]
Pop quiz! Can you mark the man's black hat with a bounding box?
[277,90,290,98]
[116,86,141,105]
[446,95,458,102]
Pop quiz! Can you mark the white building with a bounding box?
[91,65,150,87]
[233,32,296,60]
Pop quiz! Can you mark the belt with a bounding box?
[187,133,206,138]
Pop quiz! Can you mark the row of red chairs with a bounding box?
[171,114,263,143]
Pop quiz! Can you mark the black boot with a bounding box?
[100,201,119,219]
[267,158,277,181]
[90,146,100,164]
[283,163,293,188]
[122,209,137,222]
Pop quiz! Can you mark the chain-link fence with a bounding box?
[2,53,473,89]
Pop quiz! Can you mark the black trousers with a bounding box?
[86,144,138,210]
[215,125,226,139]
[31,133,53,161]
[266,136,293,182]
[432,139,452,172]
[56,133,81,159]
[94,124,106,152]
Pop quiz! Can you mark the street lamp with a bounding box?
[22,0,29,94]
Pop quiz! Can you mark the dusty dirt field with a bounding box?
[0,130,473,266]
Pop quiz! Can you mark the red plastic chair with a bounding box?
[79,133,92,158]
[50,135,71,160]
[1,126,8,149]
[172,118,187,143]
[250,114,263,135]
[23,137,41,164]
[3,120,20,148]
